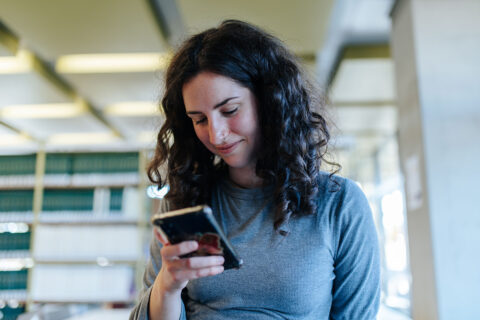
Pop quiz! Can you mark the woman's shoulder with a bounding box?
[316,171,363,197]
[316,171,371,216]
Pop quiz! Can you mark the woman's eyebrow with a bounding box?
[213,96,239,109]
[186,96,239,115]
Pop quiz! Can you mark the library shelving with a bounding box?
[0,151,151,316]
[0,154,35,319]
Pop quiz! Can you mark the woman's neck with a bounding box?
[228,166,263,189]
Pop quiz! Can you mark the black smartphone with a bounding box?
[151,205,243,270]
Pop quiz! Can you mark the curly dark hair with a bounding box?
[148,19,336,233]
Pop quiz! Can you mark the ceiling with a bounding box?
[0,0,396,174]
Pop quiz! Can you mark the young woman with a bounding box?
[130,20,380,320]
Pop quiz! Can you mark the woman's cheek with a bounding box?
[195,127,207,145]
[195,127,216,153]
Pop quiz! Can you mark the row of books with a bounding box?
[0,190,33,212]
[0,187,139,215]
[37,186,140,223]
[0,270,27,290]
[30,265,134,302]
[0,155,36,176]
[0,232,30,251]
[0,152,140,188]
[0,152,139,176]
[43,189,93,211]
[33,225,141,261]
[48,152,139,174]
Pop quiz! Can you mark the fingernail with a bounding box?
[189,241,198,249]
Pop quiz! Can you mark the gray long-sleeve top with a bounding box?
[130,172,380,319]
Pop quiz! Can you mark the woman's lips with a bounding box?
[215,141,241,155]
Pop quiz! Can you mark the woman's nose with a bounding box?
[208,119,228,145]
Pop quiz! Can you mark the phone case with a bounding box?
[151,205,243,270]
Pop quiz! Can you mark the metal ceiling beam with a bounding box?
[31,54,124,139]
[328,43,391,88]
[0,120,37,141]
[332,100,396,108]
[0,19,18,53]
[148,0,186,48]
[0,19,124,140]
[0,20,40,142]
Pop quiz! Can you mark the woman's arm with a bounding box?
[129,231,224,320]
[129,233,171,320]
[149,237,224,320]
[330,179,381,320]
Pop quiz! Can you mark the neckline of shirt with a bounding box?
[219,176,275,200]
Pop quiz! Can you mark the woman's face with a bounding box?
[183,71,261,172]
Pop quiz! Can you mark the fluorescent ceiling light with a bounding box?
[56,53,171,73]
[0,134,31,146]
[0,49,34,74]
[105,102,160,117]
[48,132,117,145]
[0,103,87,119]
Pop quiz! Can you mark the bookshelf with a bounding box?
[0,151,150,317]
[0,154,36,318]
[0,155,37,190]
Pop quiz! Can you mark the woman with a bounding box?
[130,20,380,320]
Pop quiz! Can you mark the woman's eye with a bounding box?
[223,108,238,116]
[194,118,207,125]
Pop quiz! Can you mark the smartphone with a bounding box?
[151,205,243,270]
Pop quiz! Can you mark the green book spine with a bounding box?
[0,155,36,176]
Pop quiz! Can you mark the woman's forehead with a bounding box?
[182,72,250,108]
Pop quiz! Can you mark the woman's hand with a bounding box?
[148,229,225,319]
[153,228,225,295]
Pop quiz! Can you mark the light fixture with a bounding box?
[48,132,117,145]
[0,49,34,74]
[105,102,160,117]
[56,52,171,73]
[0,133,31,146]
[0,102,87,119]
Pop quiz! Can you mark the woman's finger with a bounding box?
[153,228,169,245]
[167,255,224,271]
[161,240,198,260]
[172,266,224,282]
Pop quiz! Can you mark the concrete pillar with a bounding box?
[390,0,480,319]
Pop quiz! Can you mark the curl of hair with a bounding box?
[147,20,339,233]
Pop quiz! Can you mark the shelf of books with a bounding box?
[0,152,151,317]
[0,154,36,318]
